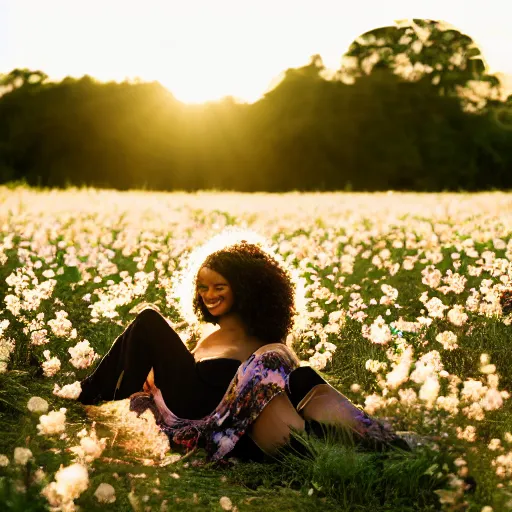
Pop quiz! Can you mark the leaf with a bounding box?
[424,463,439,476]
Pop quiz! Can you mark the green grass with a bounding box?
[1,187,512,510]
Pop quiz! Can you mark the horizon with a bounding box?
[2,0,512,104]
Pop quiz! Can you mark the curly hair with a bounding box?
[192,242,296,343]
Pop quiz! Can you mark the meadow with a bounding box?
[1,186,512,511]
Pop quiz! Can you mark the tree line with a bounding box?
[1,19,511,192]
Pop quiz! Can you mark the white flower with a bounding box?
[480,364,496,374]
[363,315,392,345]
[411,39,423,54]
[41,463,89,511]
[385,346,413,389]
[314,340,337,353]
[461,379,487,402]
[462,402,485,421]
[33,468,47,484]
[436,395,459,415]
[365,359,387,373]
[480,353,490,365]
[47,310,73,338]
[488,439,501,451]
[410,351,443,384]
[4,294,22,316]
[27,396,49,414]
[70,426,107,463]
[0,319,10,337]
[447,306,468,326]
[215,435,236,456]
[0,337,15,373]
[93,400,170,459]
[421,266,442,288]
[68,339,98,369]
[42,350,61,377]
[37,408,67,436]
[424,297,449,318]
[94,483,116,503]
[14,447,33,465]
[219,496,233,511]
[419,375,440,408]
[440,271,467,294]
[435,331,458,351]
[30,329,49,346]
[456,425,477,442]
[416,315,433,328]
[53,381,82,400]
[0,454,9,467]
[481,388,504,411]
[398,388,417,407]
[308,351,331,370]
[364,393,386,414]
[381,284,398,301]
[493,451,512,478]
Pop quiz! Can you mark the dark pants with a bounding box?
[78,308,238,419]
[79,309,409,457]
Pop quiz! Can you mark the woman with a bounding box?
[79,241,407,461]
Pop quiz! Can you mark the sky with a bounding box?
[1,0,511,103]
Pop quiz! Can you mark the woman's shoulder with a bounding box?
[191,330,218,356]
[195,329,223,347]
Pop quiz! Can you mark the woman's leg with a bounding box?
[244,344,306,455]
[248,359,355,455]
[287,366,409,450]
[298,384,363,433]
[79,309,210,419]
[249,394,305,455]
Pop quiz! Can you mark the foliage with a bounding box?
[0,19,511,192]
[344,19,498,97]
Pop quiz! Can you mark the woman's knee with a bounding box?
[130,308,178,345]
[134,308,174,332]
[136,307,164,323]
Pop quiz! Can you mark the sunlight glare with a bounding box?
[4,0,512,103]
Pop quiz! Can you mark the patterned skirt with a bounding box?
[129,345,406,461]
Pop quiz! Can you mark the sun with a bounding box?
[116,1,287,104]
[156,52,271,104]
[7,0,512,104]
[141,2,295,104]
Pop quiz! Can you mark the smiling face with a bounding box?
[196,267,235,317]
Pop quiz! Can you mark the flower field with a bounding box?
[1,185,512,511]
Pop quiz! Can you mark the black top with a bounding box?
[195,357,242,390]
[194,357,267,461]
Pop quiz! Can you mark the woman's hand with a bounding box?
[143,368,155,392]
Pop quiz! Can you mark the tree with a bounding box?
[0,68,48,93]
[342,19,500,103]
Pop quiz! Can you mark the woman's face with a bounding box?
[196,267,235,317]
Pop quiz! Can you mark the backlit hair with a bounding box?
[193,241,296,343]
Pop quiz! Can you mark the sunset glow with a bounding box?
[2,0,511,103]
